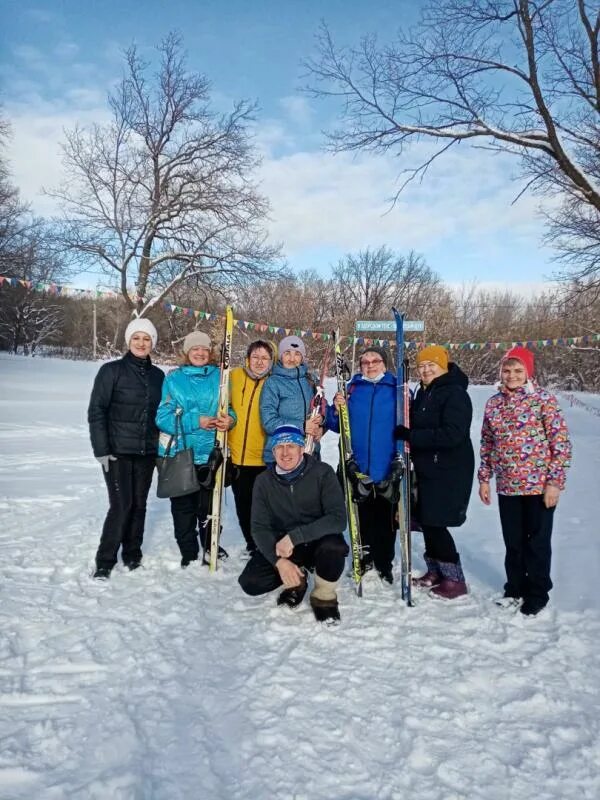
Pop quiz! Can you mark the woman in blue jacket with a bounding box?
[260,336,322,463]
[156,331,236,567]
[326,346,397,583]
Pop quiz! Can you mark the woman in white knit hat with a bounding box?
[88,317,164,579]
[156,329,237,567]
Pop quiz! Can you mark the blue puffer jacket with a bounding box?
[260,362,317,463]
[326,372,396,482]
[156,365,237,465]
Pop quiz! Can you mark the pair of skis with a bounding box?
[392,308,413,606]
[205,305,234,573]
[333,331,364,597]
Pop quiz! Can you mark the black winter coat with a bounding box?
[88,352,164,457]
[409,363,474,528]
[251,455,347,564]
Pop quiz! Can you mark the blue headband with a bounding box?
[271,424,305,449]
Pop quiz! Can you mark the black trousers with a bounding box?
[96,455,156,569]
[238,534,349,596]
[357,493,396,571]
[169,466,213,561]
[420,525,459,564]
[498,494,554,602]
[230,465,265,552]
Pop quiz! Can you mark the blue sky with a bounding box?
[1,0,557,291]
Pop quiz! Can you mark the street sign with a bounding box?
[355,320,425,332]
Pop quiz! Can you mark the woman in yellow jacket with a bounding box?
[229,339,275,555]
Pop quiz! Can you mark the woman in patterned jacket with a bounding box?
[478,346,572,616]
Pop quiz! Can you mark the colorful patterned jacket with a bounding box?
[478,382,571,495]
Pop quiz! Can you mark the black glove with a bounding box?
[395,424,410,441]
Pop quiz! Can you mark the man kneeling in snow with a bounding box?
[238,425,348,624]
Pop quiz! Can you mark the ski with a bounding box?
[304,344,331,455]
[333,330,363,597]
[207,305,234,573]
[392,307,413,605]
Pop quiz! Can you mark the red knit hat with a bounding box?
[502,346,534,379]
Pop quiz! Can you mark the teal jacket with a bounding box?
[259,361,318,463]
[156,365,236,465]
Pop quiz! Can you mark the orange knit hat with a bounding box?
[416,345,449,371]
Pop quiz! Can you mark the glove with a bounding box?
[395,424,410,441]
[96,454,117,473]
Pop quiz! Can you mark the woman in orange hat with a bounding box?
[396,345,474,599]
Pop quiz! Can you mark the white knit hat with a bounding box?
[124,318,158,349]
[182,331,212,354]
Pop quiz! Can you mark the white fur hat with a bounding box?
[124,318,158,349]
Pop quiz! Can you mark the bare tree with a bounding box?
[305,1,600,289]
[49,33,282,318]
[329,246,445,319]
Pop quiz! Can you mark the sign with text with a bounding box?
[355,320,425,332]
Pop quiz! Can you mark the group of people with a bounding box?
[88,316,572,623]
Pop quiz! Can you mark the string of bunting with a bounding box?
[2,274,599,351]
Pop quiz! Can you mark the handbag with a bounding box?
[156,411,200,499]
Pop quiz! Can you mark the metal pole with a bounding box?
[351,323,357,375]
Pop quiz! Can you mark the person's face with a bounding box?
[417,360,446,386]
[249,347,272,372]
[129,332,153,357]
[501,360,527,390]
[188,346,211,366]
[273,442,304,471]
[281,349,303,369]
[360,351,386,379]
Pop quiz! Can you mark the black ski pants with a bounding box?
[498,494,554,603]
[238,533,349,596]
[96,454,156,569]
[357,493,396,571]
[169,466,213,561]
[420,525,460,564]
[230,465,265,553]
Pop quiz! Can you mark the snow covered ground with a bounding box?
[1,353,599,800]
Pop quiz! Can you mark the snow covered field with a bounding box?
[1,353,599,800]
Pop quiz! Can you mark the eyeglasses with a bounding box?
[361,358,384,367]
[250,355,271,362]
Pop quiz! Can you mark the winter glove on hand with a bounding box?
[96,455,117,473]
[395,424,410,441]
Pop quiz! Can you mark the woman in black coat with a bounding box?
[88,318,164,579]
[396,345,474,599]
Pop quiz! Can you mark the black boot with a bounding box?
[93,566,111,580]
[310,596,341,625]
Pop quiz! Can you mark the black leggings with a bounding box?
[420,525,459,564]
[230,465,265,552]
[96,454,156,569]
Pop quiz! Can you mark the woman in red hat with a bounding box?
[478,347,572,616]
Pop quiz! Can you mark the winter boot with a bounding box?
[412,555,442,588]
[93,566,111,580]
[377,564,394,585]
[429,558,468,600]
[520,597,548,616]
[310,574,341,625]
[277,568,308,608]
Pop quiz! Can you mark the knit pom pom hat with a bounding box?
[124,318,158,349]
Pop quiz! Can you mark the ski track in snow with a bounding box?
[0,354,599,800]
